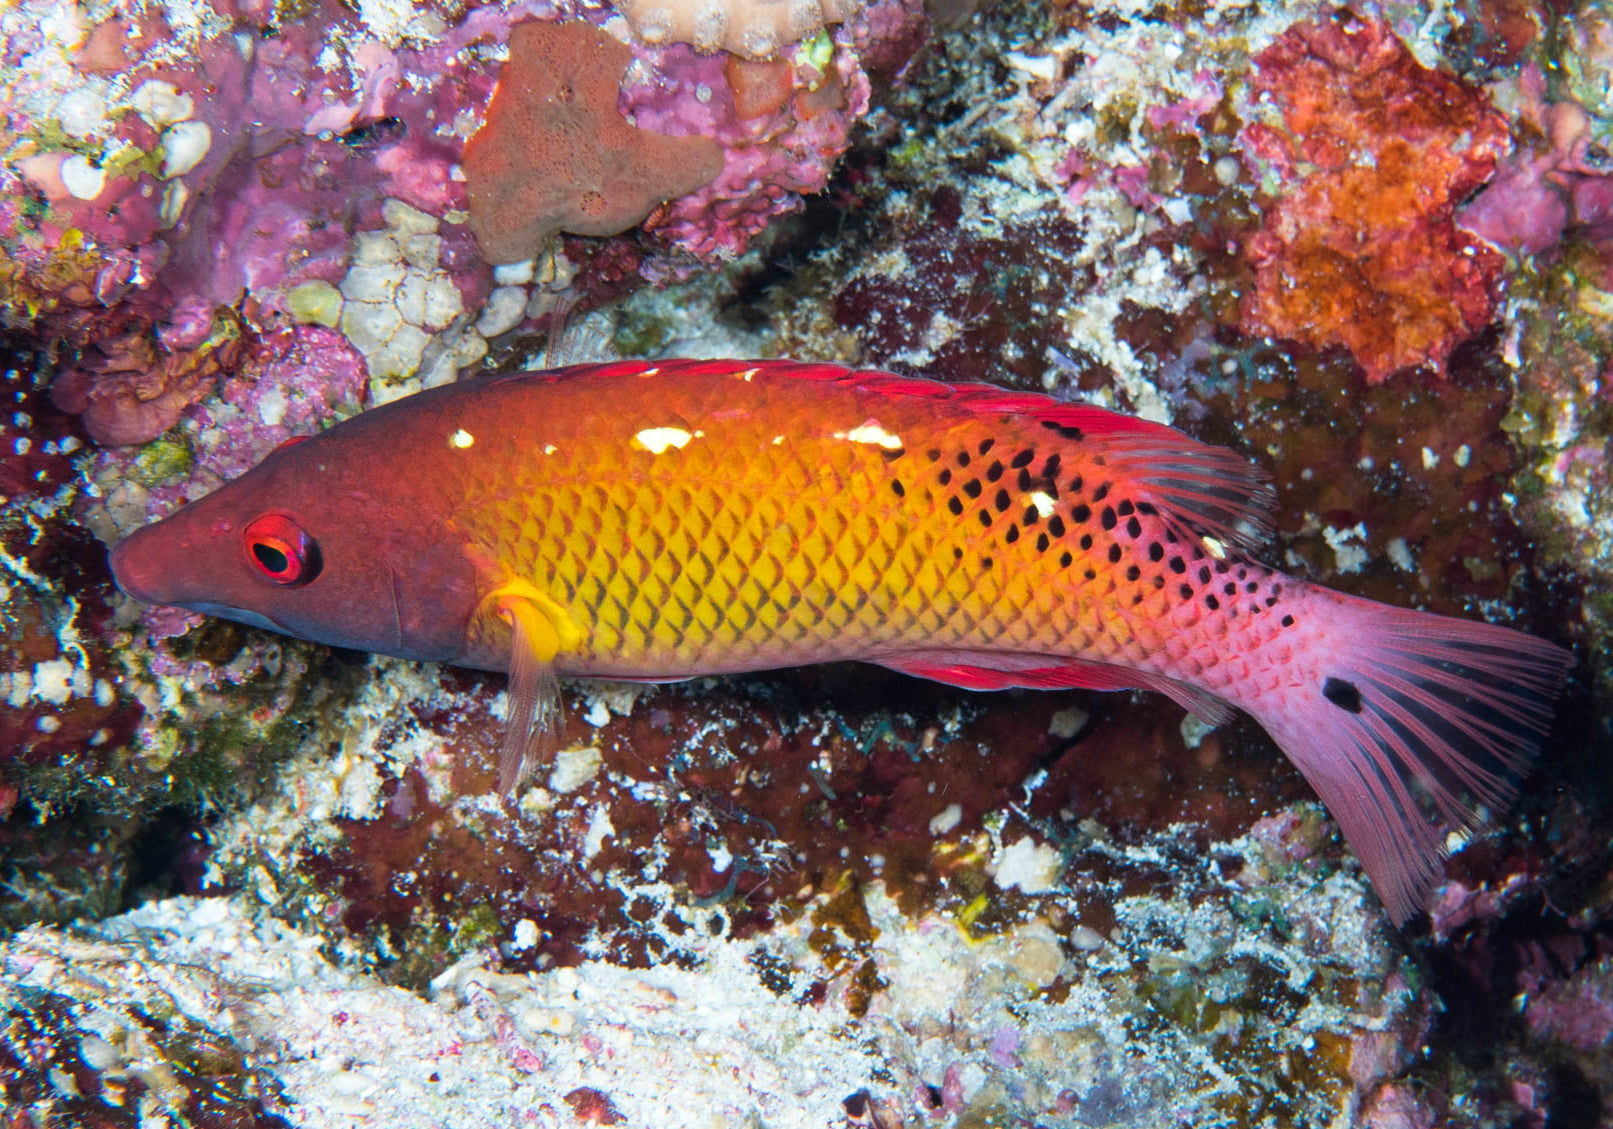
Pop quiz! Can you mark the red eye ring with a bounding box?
[242,513,321,587]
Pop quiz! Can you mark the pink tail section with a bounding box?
[1251,591,1571,925]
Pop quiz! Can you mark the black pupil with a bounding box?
[253,541,292,575]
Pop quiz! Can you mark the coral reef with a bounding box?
[0,329,355,931]
[1458,0,1613,706]
[0,0,925,445]
[2,0,1612,1125]
[4,815,1423,1126]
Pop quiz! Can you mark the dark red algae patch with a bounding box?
[1193,343,1544,611]
[828,184,1093,386]
[1,343,148,928]
[295,651,1313,986]
[299,667,1025,980]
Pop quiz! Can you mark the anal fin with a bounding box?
[874,650,1233,725]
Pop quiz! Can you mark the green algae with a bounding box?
[128,432,195,487]
[450,901,504,952]
[1501,248,1613,691]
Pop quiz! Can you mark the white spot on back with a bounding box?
[634,426,695,454]
[1027,492,1056,518]
[450,428,475,449]
[833,418,903,449]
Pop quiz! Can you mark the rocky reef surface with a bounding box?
[3,0,1611,1125]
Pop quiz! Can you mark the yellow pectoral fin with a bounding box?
[487,578,587,662]
[482,579,587,796]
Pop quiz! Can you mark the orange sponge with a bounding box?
[464,21,724,265]
[1238,14,1510,383]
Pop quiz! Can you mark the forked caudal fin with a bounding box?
[1251,590,1572,925]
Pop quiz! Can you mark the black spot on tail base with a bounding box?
[1323,677,1363,713]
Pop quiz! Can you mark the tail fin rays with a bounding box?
[1256,598,1571,925]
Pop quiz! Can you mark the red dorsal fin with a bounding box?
[499,359,1277,551]
[848,375,1278,552]
[775,361,1276,552]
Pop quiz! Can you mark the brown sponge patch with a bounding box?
[464,21,724,265]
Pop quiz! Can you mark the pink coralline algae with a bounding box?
[1,0,926,447]
[49,308,253,448]
[1237,12,1512,384]
[1459,65,1613,263]
[89,323,369,540]
[1522,949,1613,1053]
[628,7,926,262]
[194,323,371,479]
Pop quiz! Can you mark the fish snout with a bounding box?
[109,523,177,605]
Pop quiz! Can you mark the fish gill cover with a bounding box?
[1,0,1612,1127]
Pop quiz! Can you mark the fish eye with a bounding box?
[243,513,322,587]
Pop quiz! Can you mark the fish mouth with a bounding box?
[110,527,280,633]
[183,601,286,633]
[108,530,163,604]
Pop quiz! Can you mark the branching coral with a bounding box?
[463,21,725,266]
[1237,12,1511,383]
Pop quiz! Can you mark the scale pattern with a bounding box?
[441,361,1292,697]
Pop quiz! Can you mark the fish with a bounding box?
[109,358,1572,924]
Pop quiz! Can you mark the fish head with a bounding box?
[109,434,480,663]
